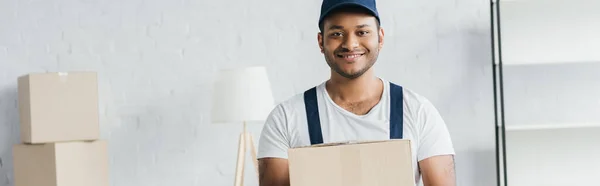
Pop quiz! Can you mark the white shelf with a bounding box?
[504,123,600,131]
[496,60,600,66]
[504,126,600,186]
[495,0,600,66]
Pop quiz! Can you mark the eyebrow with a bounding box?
[328,24,371,30]
[356,24,370,28]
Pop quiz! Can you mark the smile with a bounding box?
[336,54,364,59]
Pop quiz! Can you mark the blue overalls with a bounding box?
[303,82,405,145]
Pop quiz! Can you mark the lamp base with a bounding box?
[233,121,259,186]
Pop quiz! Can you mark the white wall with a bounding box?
[0,0,495,186]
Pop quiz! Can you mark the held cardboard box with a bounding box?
[12,140,109,186]
[288,139,415,186]
[18,72,100,144]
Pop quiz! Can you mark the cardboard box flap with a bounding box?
[292,139,410,149]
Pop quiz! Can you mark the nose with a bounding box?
[341,35,359,50]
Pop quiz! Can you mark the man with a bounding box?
[257,0,456,185]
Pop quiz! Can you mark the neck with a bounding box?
[326,70,382,102]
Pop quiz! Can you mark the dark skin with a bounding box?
[259,10,456,186]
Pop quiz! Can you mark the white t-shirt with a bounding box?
[257,78,455,185]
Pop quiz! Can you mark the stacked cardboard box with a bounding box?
[13,72,109,186]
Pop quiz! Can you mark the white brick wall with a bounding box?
[0,0,495,186]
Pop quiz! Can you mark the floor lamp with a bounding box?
[211,66,275,186]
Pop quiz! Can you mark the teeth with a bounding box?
[342,54,361,59]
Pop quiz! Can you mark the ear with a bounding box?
[378,27,385,50]
[317,32,324,53]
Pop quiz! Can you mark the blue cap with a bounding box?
[318,0,380,28]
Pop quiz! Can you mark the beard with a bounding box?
[324,47,379,80]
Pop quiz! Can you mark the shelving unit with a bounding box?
[492,0,600,186]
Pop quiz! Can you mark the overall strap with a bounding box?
[389,82,404,139]
[304,87,323,145]
[304,82,404,145]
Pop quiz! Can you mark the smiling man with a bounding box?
[257,0,456,186]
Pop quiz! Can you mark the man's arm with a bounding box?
[415,98,456,186]
[257,104,292,186]
[258,158,290,186]
[419,155,456,186]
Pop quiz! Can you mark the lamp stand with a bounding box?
[234,121,259,186]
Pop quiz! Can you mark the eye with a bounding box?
[330,32,343,37]
[358,31,369,36]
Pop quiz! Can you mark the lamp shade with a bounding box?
[211,66,275,123]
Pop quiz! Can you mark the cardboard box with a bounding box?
[18,72,100,144]
[288,139,415,186]
[12,140,109,186]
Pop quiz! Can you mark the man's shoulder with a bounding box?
[387,81,439,120]
[269,84,321,118]
[388,82,433,107]
[279,81,328,108]
[277,91,307,112]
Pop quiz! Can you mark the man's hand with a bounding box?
[419,155,456,186]
[258,157,290,186]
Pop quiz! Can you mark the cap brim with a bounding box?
[319,2,379,25]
